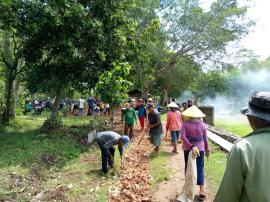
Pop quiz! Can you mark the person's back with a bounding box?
[166,110,182,131]
[215,128,270,202]
[96,131,121,146]
[215,91,270,202]
[79,98,85,109]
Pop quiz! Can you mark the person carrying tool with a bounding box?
[95,131,130,174]
[214,91,270,202]
[147,104,163,152]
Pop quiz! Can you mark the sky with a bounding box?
[200,0,270,60]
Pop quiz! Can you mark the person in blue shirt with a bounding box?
[136,98,147,130]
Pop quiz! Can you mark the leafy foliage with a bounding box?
[154,56,200,98]
[96,63,132,107]
[191,70,229,102]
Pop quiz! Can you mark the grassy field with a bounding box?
[0,112,119,202]
[215,115,252,137]
[205,141,227,193]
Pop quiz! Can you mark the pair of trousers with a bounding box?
[124,124,134,139]
[184,150,205,185]
[138,116,145,129]
[97,141,115,173]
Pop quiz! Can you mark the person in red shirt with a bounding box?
[165,102,182,153]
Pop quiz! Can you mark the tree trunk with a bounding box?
[1,32,16,124]
[49,87,64,122]
[2,76,15,124]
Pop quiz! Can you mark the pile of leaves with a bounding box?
[110,131,153,202]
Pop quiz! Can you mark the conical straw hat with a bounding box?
[182,105,205,118]
[167,102,179,108]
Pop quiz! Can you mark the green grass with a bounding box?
[0,113,118,201]
[148,151,170,186]
[207,115,252,193]
[161,114,166,122]
[215,117,252,137]
[205,141,227,193]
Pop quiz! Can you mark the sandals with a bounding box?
[198,194,207,201]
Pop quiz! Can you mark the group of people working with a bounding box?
[96,97,209,199]
[94,91,270,202]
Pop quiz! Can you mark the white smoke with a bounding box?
[202,69,270,115]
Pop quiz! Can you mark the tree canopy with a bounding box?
[0,0,254,124]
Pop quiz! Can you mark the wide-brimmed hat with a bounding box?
[241,91,270,122]
[182,105,205,118]
[167,102,179,108]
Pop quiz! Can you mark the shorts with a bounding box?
[170,130,180,143]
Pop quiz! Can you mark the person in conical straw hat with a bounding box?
[164,102,182,153]
[182,105,205,118]
[181,105,210,200]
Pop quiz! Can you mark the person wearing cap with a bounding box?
[214,91,270,202]
[136,98,147,130]
[147,104,163,152]
[181,105,209,199]
[165,102,182,153]
[121,103,138,139]
[95,131,130,174]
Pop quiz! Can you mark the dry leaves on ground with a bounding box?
[110,131,153,202]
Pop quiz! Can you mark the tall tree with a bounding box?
[0,26,24,124]
[154,55,200,101]
[191,70,229,102]
[156,0,252,75]
[19,0,138,123]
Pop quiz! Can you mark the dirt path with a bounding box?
[110,111,214,202]
[110,111,153,202]
[153,142,214,202]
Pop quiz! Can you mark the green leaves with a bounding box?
[191,70,229,101]
[96,63,132,106]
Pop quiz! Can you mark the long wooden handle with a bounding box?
[138,131,147,145]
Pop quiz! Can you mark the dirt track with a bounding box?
[110,114,214,202]
[153,142,214,202]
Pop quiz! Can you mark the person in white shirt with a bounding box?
[79,97,85,115]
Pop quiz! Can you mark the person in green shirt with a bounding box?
[122,103,138,139]
[214,91,270,202]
